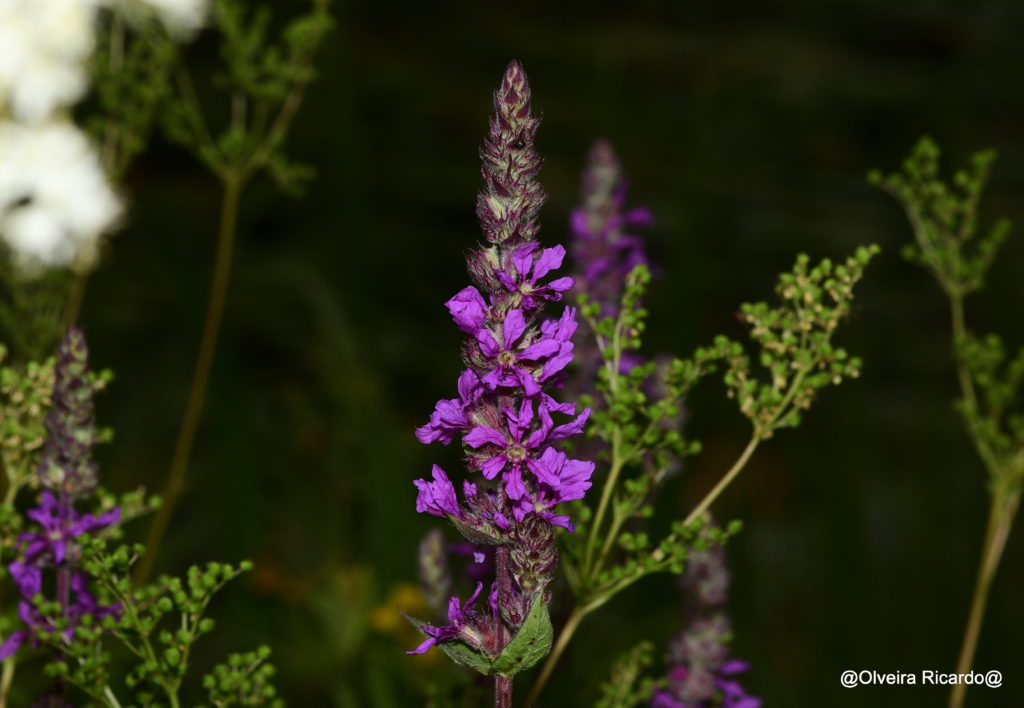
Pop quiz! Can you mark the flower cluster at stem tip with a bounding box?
[409,61,593,660]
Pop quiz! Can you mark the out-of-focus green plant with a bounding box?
[0,331,275,707]
[139,0,334,584]
[527,247,879,704]
[32,538,275,708]
[594,640,656,708]
[0,262,72,365]
[871,137,1022,708]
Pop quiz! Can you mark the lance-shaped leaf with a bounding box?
[490,592,553,676]
[449,514,507,546]
[402,612,494,675]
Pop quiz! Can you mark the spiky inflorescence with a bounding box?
[571,139,652,318]
[418,528,452,615]
[37,326,99,498]
[409,62,593,662]
[1,328,119,662]
[475,60,546,248]
[651,538,760,708]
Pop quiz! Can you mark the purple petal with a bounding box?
[463,426,506,449]
[456,369,482,404]
[0,631,26,661]
[526,449,562,488]
[502,310,526,347]
[569,209,591,239]
[540,343,574,381]
[550,407,591,439]
[545,276,575,293]
[519,338,559,361]
[464,581,484,613]
[532,245,565,280]
[74,507,121,536]
[720,660,752,676]
[515,367,542,396]
[406,636,438,655]
[413,466,461,518]
[539,512,574,531]
[504,466,527,500]
[475,328,501,358]
[512,242,538,277]
[623,205,655,227]
[445,287,488,333]
[495,269,518,292]
[479,454,507,480]
[8,561,42,598]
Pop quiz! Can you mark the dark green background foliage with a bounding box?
[66,1,1024,705]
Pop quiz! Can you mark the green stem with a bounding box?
[521,604,589,708]
[949,492,1019,708]
[103,684,125,708]
[581,312,626,580]
[949,296,1001,476]
[0,657,15,708]
[63,272,90,329]
[683,434,761,526]
[136,175,244,584]
[583,448,623,580]
[64,13,127,329]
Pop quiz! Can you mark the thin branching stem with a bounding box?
[136,174,244,584]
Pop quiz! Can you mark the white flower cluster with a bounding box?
[0,122,121,268]
[0,0,116,270]
[0,0,101,122]
[0,0,209,271]
[134,0,209,35]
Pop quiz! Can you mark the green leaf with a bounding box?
[448,514,505,545]
[490,593,553,677]
[402,613,493,675]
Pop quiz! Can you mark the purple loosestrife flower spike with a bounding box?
[571,139,653,317]
[476,60,546,248]
[0,329,120,661]
[408,63,593,674]
[37,326,100,497]
[650,536,761,708]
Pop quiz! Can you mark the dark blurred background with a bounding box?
[73,0,1024,705]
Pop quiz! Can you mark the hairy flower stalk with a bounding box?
[0,328,120,664]
[651,536,760,708]
[409,62,593,707]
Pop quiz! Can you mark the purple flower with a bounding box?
[568,140,654,401]
[651,533,760,708]
[512,447,594,530]
[474,309,561,395]
[536,306,578,383]
[446,287,490,334]
[37,326,100,498]
[408,63,593,665]
[415,369,483,445]
[464,399,590,498]
[414,466,465,519]
[496,242,575,309]
[0,328,122,662]
[17,491,120,564]
[0,492,120,660]
[570,140,653,318]
[407,582,485,655]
